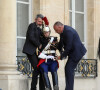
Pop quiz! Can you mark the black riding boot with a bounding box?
[51,72,59,90]
[42,72,52,90]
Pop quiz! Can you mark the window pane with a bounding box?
[17,38,26,56]
[17,3,29,37]
[17,0,29,2]
[75,13,84,42]
[75,0,84,12]
[69,0,72,10]
[69,12,72,26]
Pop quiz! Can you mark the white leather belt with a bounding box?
[42,50,56,54]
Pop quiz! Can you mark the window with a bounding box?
[69,0,87,44]
[17,0,32,56]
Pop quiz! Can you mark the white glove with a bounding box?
[38,53,47,59]
[38,53,55,63]
[46,56,55,60]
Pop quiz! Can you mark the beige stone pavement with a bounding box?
[28,73,65,90]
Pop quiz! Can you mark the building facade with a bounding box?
[0,0,100,90]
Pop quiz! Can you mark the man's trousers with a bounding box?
[27,53,45,90]
[65,58,79,90]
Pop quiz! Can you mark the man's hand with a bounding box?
[39,44,42,49]
[57,56,61,60]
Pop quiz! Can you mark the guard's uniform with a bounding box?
[37,36,59,73]
[37,35,59,90]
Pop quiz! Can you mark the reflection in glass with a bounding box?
[69,12,72,26]
[75,0,84,12]
[75,13,84,42]
[17,3,29,37]
[69,0,72,10]
[17,38,26,56]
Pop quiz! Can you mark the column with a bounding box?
[0,0,28,90]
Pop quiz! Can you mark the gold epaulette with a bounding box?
[36,48,38,55]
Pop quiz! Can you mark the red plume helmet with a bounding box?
[42,16,49,26]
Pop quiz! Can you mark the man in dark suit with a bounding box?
[53,21,87,90]
[23,14,45,90]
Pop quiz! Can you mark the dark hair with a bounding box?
[35,14,44,19]
[54,21,63,26]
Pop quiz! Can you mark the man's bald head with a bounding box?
[53,21,64,34]
[54,21,63,26]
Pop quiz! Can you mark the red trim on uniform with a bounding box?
[37,59,59,68]
[56,60,59,68]
[37,59,45,68]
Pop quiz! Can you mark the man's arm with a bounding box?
[60,30,73,60]
[57,35,63,53]
[27,23,40,47]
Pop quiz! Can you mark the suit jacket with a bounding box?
[58,25,87,62]
[23,22,42,55]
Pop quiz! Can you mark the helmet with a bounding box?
[43,26,50,32]
[42,16,51,33]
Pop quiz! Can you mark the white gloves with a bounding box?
[38,53,47,59]
[38,53,55,63]
[46,56,54,59]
